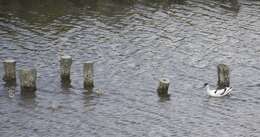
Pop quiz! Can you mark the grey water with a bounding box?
[0,0,260,136]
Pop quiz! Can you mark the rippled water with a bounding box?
[0,0,260,136]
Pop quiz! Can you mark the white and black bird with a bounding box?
[203,83,232,97]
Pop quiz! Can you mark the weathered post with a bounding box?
[83,62,94,89]
[217,64,230,89]
[19,68,37,92]
[157,78,170,97]
[60,55,72,81]
[3,59,16,81]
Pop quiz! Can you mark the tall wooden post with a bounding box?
[217,64,230,89]
[83,62,94,89]
[60,55,72,81]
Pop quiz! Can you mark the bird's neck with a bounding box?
[206,85,210,93]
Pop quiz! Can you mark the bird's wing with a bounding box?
[220,87,228,95]
[224,87,232,95]
[218,87,232,96]
[214,88,226,95]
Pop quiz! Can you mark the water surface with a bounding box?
[0,0,260,136]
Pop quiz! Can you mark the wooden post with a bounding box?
[3,59,16,81]
[60,55,72,81]
[157,78,170,97]
[84,62,94,89]
[217,64,230,89]
[19,68,37,92]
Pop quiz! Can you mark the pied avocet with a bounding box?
[203,83,232,97]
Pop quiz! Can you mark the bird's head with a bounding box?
[203,83,209,88]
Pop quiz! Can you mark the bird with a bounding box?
[203,83,232,97]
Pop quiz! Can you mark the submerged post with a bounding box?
[157,78,170,97]
[3,59,16,81]
[84,62,94,89]
[217,64,230,89]
[19,68,37,92]
[60,55,72,81]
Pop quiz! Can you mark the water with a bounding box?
[0,0,260,136]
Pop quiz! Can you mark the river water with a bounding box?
[0,0,260,136]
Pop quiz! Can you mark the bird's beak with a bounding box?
[198,85,205,90]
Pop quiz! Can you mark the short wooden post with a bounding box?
[3,59,16,81]
[217,64,230,89]
[60,55,72,81]
[19,68,37,92]
[84,62,94,89]
[157,78,170,97]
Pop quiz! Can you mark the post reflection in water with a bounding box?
[4,80,16,98]
[61,78,72,89]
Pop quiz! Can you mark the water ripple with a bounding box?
[1,0,260,136]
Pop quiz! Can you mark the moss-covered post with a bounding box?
[19,68,37,92]
[217,64,230,89]
[83,62,94,89]
[157,78,170,97]
[3,59,16,81]
[60,55,72,82]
